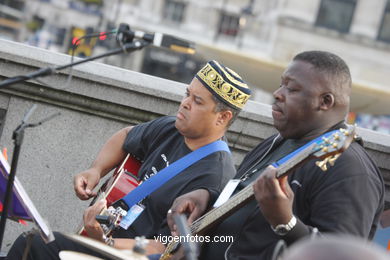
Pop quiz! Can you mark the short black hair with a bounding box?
[294,51,351,83]
[212,95,240,127]
[293,50,351,107]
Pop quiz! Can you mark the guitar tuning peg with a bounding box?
[332,142,338,148]
[315,157,329,171]
[328,154,341,166]
[322,137,330,144]
[340,128,350,136]
[333,133,340,140]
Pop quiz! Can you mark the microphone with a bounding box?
[173,214,198,260]
[116,23,195,54]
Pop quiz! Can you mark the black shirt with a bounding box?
[201,123,384,260]
[201,136,308,258]
[114,116,236,239]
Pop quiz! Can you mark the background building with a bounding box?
[1,0,389,133]
[0,0,389,251]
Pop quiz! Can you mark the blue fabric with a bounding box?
[271,129,339,167]
[121,140,230,210]
[148,254,162,260]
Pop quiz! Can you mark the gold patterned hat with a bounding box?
[195,60,251,109]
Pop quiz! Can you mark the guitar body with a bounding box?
[77,154,142,236]
[99,155,142,206]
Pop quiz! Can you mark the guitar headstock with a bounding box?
[312,125,356,171]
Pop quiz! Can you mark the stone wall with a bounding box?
[0,39,389,250]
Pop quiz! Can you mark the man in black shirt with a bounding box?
[167,51,385,260]
[7,60,251,259]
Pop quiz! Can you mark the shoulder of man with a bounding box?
[237,133,282,173]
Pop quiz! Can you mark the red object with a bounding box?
[2,148,7,161]
[78,155,141,236]
[99,32,107,41]
[72,37,79,45]
[18,219,27,226]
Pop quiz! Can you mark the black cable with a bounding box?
[32,29,117,89]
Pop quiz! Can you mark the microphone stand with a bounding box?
[0,37,149,251]
[0,105,61,251]
[0,40,150,88]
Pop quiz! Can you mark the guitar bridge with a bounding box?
[97,206,127,237]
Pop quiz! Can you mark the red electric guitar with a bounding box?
[77,154,142,236]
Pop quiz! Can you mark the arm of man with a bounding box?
[253,166,321,245]
[74,126,133,200]
[253,165,294,228]
[254,146,384,244]
[83,199,165,254]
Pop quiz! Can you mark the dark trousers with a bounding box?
[6,232,110,260]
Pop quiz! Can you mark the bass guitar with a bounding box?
[160,125,356,260]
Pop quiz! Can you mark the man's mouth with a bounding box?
[272,104,283,118]
[177,111,186,120]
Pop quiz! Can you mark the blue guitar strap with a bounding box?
[114,140,230,223]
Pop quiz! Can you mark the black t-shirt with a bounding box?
[113,116,236,239]
[200,124,384,260]
[200,136,307,258]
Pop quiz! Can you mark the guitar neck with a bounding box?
[190,142,317,234]
[191,184,254,234]
[275,143,317,178]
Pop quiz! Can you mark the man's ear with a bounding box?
[320,93,335,110]
[217,110,233,126]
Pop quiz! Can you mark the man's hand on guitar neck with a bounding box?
[83,199,106,241]
[253,165,294,229]
[167,189,210,236]
[74,168,101,200]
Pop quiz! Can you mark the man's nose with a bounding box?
[273,87,284,102]
[180,96,191,109]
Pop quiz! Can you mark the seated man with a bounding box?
[7,60,251,259]
[167,51,385,260]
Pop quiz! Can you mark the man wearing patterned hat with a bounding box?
[7,61,251,260]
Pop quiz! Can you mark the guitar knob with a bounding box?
[328,154,341,166]
[315,159,328,171]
